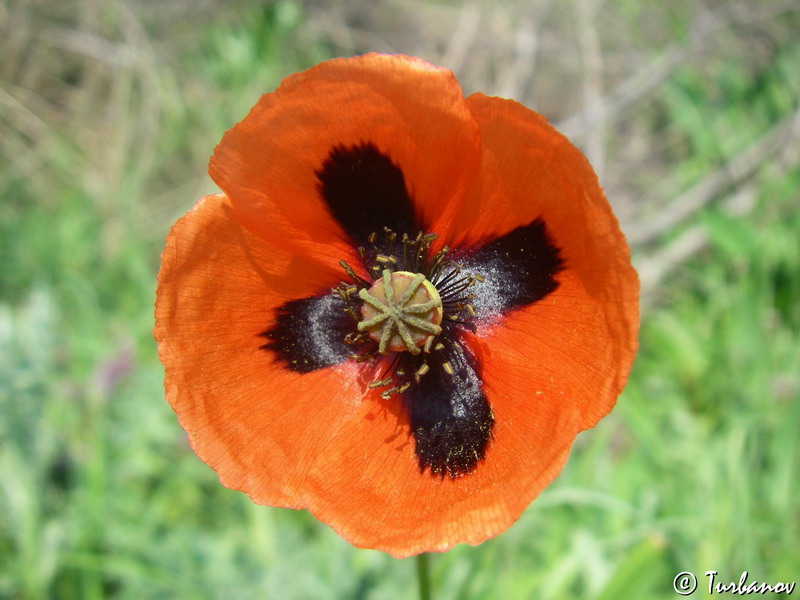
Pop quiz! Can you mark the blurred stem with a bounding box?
[416,553,432,600]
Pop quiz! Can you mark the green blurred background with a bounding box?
[1,0,798,598]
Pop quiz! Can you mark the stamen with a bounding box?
[432,265,461,290]
[352,353,375,365]
[339,259,371,287]
[368,377,393,389]
[428,246,450,280]
[344,331,368,345]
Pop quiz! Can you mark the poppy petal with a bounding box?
[209,54,481,271]
[316,142,417,246]
[458,94,639,430]
[155,193,369,507]
[405,339,493,478]
[305,346,582,557]
[461,218,564,319]
[260,294,353,373]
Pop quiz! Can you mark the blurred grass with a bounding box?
[1,0,798,598]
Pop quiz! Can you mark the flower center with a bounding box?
[333,228,484,398]
[357,270,443,355]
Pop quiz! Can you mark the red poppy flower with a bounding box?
[154,54,638,558]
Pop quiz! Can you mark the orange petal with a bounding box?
[459,94,639,429]
[304,346,582,556]
[209,54,481,272]
[155,193,366,508]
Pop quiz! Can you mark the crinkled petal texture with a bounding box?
[209,54,481,273]
[155,55,639,558]
[457,94,639,431]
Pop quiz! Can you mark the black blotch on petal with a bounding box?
[316,142,419,246]
[463,219,564,318]
[261,294,353,372]
[405,340,493,478]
